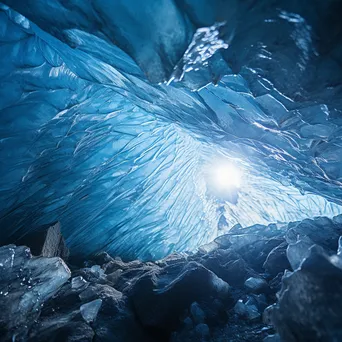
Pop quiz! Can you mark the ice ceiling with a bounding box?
[0,0,342,260]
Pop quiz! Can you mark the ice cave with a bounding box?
[0,1,342,341]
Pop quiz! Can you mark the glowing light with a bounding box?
[211,163,242,190]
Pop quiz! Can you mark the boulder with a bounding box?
[272,245,342,341]
[233,300,260,321]
[190,302,206,324]
[244,277,269,294]
[263,242,290,276]
[237,238,285,272]
[129,261,231,331]
[202,248,257,287]
[29,319,95,342]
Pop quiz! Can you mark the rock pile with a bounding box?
[1,214,342,341]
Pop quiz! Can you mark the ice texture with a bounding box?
[80,299,102,323]
[0,245,70,340]
[0,1,341,259]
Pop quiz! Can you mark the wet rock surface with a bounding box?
[1,214,342,341]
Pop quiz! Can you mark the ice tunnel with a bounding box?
[1,0,342,261]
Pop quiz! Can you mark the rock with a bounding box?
[269,272,283,293]
[272,245,342,341]
[238,238,285,272]
[263,242,290,276]
[129,261,231,331]
[80,299,102,323]
[106,269,123,285]
[29,319,95,342]
[287,218,342,253]
[0,245,70,340]
[286,237,314,270]
[114,264,159,292]
[103,259,143,274]
[77,284,152,342]
[190,302,206,324]
[71,276,89,291]
[195,323,210,340]
[246,294,268,312]
[202,248,257,287]
[76,265,108,284]
[15,222,69,260]
[263,334,281,342]
[155,252,188,267]
[183,316,194,329]
[92,252,114,266]
[79,284,123,313]
[233,299,260,321]
[263,304,276,326]
[244,277,269,294]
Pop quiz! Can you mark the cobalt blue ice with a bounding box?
[0,0,342,260]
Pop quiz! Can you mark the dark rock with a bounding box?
[246,294,268,312]
[196,298,228,326]
[194,323,210,340]
[92,252,114,266]
[234,299,261,321]
[75,265,109,284]
[103,259,143,274]
[79,284,124,314]
[263,242,290,276]
[202,249,257,287]
[106,269,123,285]
[237,238,285,272]
[0,245,70,340]
[71,276,89,291]
[29,319,95,342]
[155,252,188,267]
[272,245,342,341]
[77,284,152,342]
[244,277,269,294]
[93,312,153,342]
[129,261,231,331]
[190,302,206,324]
[15,222,69,260]
[263,304,275,326]
[268,273,283,293]
[287,218,341,253]
[115,264,159,292]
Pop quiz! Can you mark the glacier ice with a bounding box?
[0,245,70,340]
[0,1,341,260]
[80,299,102,323]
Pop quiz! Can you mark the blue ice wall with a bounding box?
[0,1,342,259]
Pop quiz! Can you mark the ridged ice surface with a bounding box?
[0,1,341,259]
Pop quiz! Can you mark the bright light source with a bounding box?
[211,163,242,190]
[205,160,243,203]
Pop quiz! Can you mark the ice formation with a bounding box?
[0,1,341,260]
